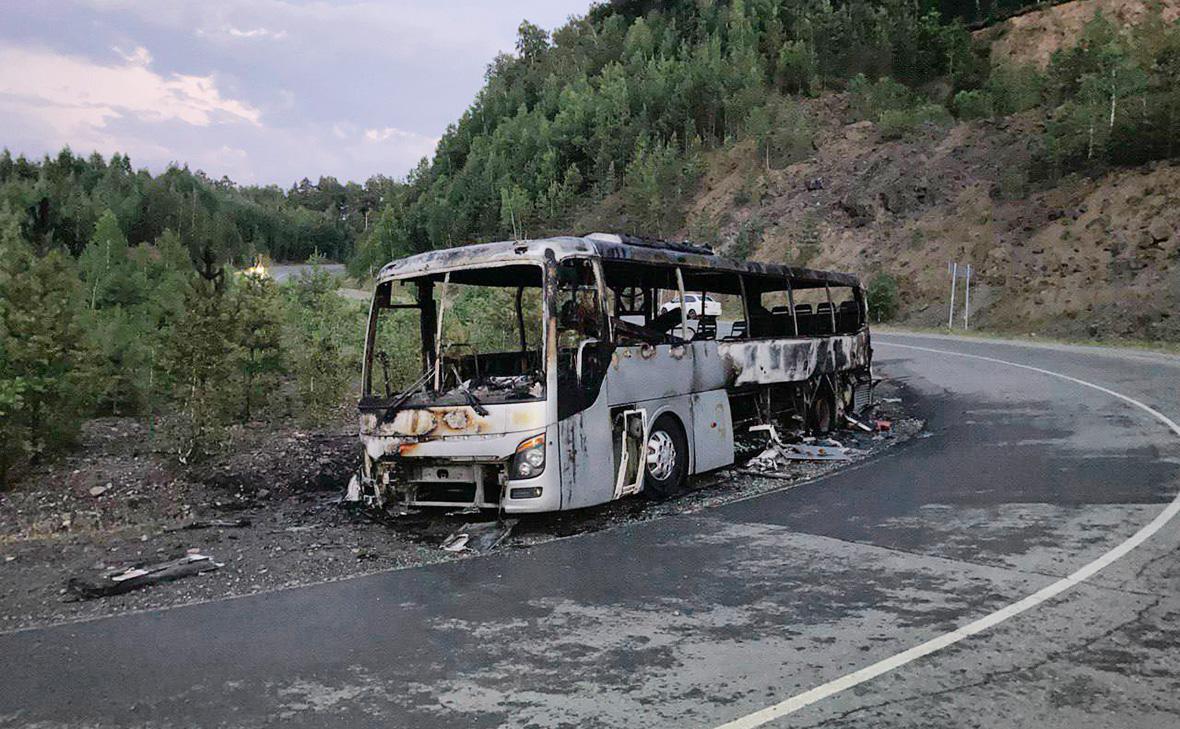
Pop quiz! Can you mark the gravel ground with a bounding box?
[0,382,920,633]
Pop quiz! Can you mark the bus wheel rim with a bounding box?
[647,430,676,481]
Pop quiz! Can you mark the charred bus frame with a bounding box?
[355,233,873,513]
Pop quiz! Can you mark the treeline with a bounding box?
[351,0,984,272]
[0,149,395,263]
[4,0,1180,483]
[349,0,1180,274]
[0,202,362,485]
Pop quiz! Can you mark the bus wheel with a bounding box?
[644,415,687,499]
[809,389,835,435]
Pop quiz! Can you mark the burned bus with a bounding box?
[353,233,872,512]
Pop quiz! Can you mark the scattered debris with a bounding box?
[88,484,110,497]
[441,520,518,553]
[781,442,855,461]
[747,422,859,472]
[165,518,251,532]
[881,397,902,404]
[875,420,893,432]
[844,412,874,432]
[66,553,222,600]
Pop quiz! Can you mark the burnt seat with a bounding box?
[815,302,834,334]
[793,303,814,335]
[836,300,861,333]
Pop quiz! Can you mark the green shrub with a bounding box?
[848,74,914,121]
[866,273,900,322]
[953,89,995,120]
[878,103,952,140]
[987,62,1044,115]
[728,216,765,261]
[998,167,1029,200]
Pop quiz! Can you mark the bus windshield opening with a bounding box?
[366,264,546,407]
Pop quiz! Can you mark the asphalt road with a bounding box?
[266,263,347,283]
[3,332,1180,728]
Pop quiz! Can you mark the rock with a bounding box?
[89,484,110,497]
[837,195,874,227]
[1148,219,1172,243]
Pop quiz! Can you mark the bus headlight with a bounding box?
[510,433,545,479]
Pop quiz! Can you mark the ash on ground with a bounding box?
[0,381,921,632]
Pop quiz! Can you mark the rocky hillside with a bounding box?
[978,0,1180,68]
[686,1,1180,341]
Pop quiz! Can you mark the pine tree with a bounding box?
[79,209,144,309]
[233,272,285,422]
[0,206,89,485]
[287,257,353,424]
[161,250,237,461]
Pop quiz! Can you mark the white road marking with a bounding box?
[714,339,1180,729]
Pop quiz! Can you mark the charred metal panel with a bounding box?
[558,387,615,509]
[359,401,547,441]
[690,389,734,473]
[606,343,697,406]
[689,340,729,392]
[717,331,870,387]
[376,236,861,291]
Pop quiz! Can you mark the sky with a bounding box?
[0,0,593,186]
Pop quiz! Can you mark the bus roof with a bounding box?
[375,233,860,289]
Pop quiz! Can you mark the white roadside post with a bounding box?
[947,261,958,329]
[963,264,972,329]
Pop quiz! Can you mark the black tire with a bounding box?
[809,388,835,435]
[643,415,688,500]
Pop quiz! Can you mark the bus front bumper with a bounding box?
[355,429,561,513]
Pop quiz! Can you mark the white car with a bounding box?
[659,294,722,319]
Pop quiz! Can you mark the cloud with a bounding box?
[113,45,152,65]
[0,0,590,184]
[0,44,261,136]
[197,25,288,41]
[227,26,287,40]
[364,126,434,145]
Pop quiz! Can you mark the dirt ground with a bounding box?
[0,382,920,633]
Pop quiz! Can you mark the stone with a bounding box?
[1148,219,1172,243]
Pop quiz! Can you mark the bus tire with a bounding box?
[643,415,688,500]
[809,386,836,435]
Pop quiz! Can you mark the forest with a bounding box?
[3,0,1180,485]
[347,0,1180,275]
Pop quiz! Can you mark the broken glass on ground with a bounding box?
[66,553,222,600]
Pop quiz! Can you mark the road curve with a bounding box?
[3,332,1180,729]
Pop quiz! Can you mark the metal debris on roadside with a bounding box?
[441,520,517,553]
[781,442,854,461]
[746,422,859,471]
[843,412,874,432]
[66,553,222,600]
